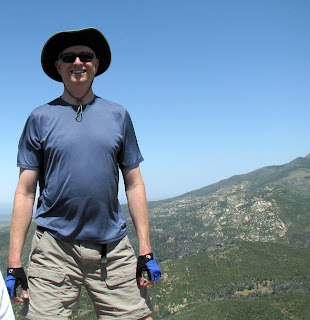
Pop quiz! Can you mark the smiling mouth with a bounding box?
[71,71,85,74]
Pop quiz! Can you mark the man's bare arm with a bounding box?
[122,166,161,287]
[8,168,38,268]
[122,166,152,256]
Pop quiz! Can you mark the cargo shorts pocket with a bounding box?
[27,263,68,316]
[27,263,66,284]
[105,266,136,287]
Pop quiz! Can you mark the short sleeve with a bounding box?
[118,111,144,170]
[17,113,43,169]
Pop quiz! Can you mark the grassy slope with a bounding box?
[161,292,310,320]
[148,241,310,319]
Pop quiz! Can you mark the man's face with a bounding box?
[55,45,99,88]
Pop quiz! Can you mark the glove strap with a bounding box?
[139,253,154,262]
[7,267,25,276]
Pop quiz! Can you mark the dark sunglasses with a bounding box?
[58,52,96,63]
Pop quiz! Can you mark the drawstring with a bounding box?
[75,102,83,121]
[63,81,93,121]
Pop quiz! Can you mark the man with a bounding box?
[5,27,160,320]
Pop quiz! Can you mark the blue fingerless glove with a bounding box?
[137,253,161,282]
[5,267,28,297]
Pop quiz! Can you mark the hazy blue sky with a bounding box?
[0,0,309,211]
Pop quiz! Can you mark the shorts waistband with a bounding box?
[36,225,107,263]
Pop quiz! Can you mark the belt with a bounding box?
[101,244,107,264]
[37,226,47,232]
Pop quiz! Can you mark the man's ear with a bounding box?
[94,58,99,74]
[55,60,61,75]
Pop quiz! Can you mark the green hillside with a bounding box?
[148,241,310,319]
[159,293,310,320]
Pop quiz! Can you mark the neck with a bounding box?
[61,83,95,105]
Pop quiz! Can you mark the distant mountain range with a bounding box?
[125,154,310,261]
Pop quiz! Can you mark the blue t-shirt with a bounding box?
[17,96,143,243]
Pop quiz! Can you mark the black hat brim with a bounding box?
[41,28,111,82]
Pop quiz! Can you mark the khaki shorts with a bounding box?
[26,229,153,320]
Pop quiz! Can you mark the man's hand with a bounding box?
[137,253,161,287]
[5,267,29,303]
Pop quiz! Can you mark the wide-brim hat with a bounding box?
[41,27,111,82]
